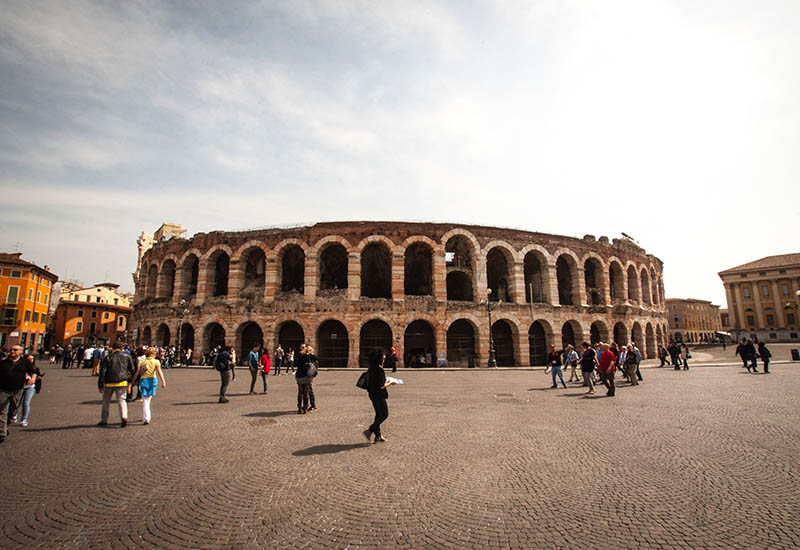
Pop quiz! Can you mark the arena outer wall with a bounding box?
[132,221,668,368]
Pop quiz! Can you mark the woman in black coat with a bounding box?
[363,347,396,443]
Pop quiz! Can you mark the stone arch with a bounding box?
[359,319,393,367]
[523,248,549,304]
[404,241,433,296]
[180,253,200,297]
[555,253,579,306]
[627,264,641,302]
[316,320,349,368]
[655,324,663,347]
[318,241,349,292]
[141,325,152,346]
[614,322,628,346]
[444,231,479,302]
[145,264,158,299]
[583,255,606,305]
[361,241,393,299]
[275,320,305,355]
[645,322,656,358]
[239,244,267,298]
[640,268,652,306]
[608,259,625,304]
[277,244,305,294]
[158,258,177,299]
[311,235,354,255]
[155,323,171,346]
[179,323,195,357]
[446,318,478,367]
[203,322,226,353]
[206,248,231,297]
[440,228,480,257]
[404,319,436,368]
[590,320,610,345]
[561,320,583,349]
[528,320,553,366]
[631,322,644,350]
[237,321,264,361]
[492,317,519,366]
[486,243,516,302]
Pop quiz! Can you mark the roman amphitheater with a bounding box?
[132,222,667,367]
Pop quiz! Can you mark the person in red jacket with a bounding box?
[597,343,616,397]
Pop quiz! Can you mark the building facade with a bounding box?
[719,253,800,343]
[665,298,722,343]
[52,283,132,346]
[0,253,58,350]
[132,222,668,367]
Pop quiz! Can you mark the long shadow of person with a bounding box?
[293,443,372,456]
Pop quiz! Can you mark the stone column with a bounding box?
[435,322,446,367]
[546,263,559,306]
[752,281,766,329]
[620,270,629,306]
[349,328,359,369]
[518,330,530,367]
[195,259,208,306]
[732,283,746,334]
[305,256,318,303]
[511,261,524,305]
[433,245,447,302]
[575,267,587,307]
[771,279,785,328]
[600,265,611,306]
[476,253,488,302]
[172,267,184,306]
[347,252,361,300]
[264,256,277,302]
[392,253,404,300]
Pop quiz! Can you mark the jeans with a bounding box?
[297,383,310,411]
[762,359,770,373]
[551,366,566,388]
[368,396,389,437]
[0,389,21,436]
[249,366,267,393]
[219,369,233,399]
[273,358,282,375]
[19,386,35,423]
[625,363,639,385]
[599,369,615,395]
[309,383,316,408]
[745,355,757,372]
[101,386,128,423]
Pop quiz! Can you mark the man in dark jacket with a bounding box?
[0,345,35,442]
[742,339,758,373]
[98,347,137,427]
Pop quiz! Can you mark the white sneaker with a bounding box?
[20,421,27,427]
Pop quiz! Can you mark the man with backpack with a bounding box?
[215,346,234,403]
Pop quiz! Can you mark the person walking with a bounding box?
[668,342,681,370]
[91,345,103,376]
[97,346,137,428]
[260,347,271,391]
[273,345,284,376]
[547,345,567,389]
[248,343,267,395]
[579,342,597,395]
[362,347,397,443]
[630,342,644,381]
[0,345,35,442]
[132,347,166,425]
[564,344,580,383]
[215,346,234,403]
[17,354,43,427]
[735,339,748,369]
[623,345,639,386]
[295,345,313,414]
[286,349,295,373]
[658,344,669,367]
[388,346,399,373]
[757,342,772,373]
[742,339,758,372]
[597,343,616,396]
[305,345,319,411]
[680,343,690,370]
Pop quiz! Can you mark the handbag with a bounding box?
[356,371,369,390]
[306,357,318,378]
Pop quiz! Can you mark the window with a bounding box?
[759,272,766,276]
[792,332,798,339]
[91,311,97,318]
[780,270,787,274]
[739,273,747,278]
[89,322,96,333]
[766,314,775,326]
[118,317,125,327]
[743,287,751,299]
[762,286,769,298]
[28,289,33,300]
[36,291,41,303]
[747,315,756,326]
[10,270,21,278]
[32,312,39,323]
[782,284,790,296]
[96,297,101,303]
[75,321,83,332]
[788,313,796,325]
[24,310,31,322]
[769,333,777,339]
[43,293,48,304]
[40,314,47,326]
[6,286,19,304]
[102,323,108,333]
[2,309,17,326]
[114,298,118,305]
[77,309,83,318]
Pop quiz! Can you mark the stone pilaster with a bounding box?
[391,253,403,300]
[511,261,524,305]
[433,245,447,302]
[265,256,277,302]
[195,259,208,306]
[576,267,587,307]
[347,252,360,300]
[305,257,318,303]
[227,259,243,302]
[546,263,559,307]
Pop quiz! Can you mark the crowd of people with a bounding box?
[545,341,646,397]
[48,343,190,370]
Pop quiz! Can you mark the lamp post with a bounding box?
[484,288,497,368]
[174,298,190,367]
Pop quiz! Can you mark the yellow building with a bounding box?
[666,298,722,343]
[0,253,59,351]
[719,253,800,343]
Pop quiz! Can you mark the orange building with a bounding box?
[0,253,59,351]
[53,283,132,346]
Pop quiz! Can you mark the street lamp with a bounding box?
[174,298,191,367]
[484,288,497,368]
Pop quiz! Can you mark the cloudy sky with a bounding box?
[1,0,797,306]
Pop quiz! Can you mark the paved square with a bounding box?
[2,354,800,549]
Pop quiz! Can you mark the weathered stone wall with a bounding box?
[132,221,668,366]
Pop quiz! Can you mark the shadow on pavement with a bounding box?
[293,443,372,456]
[173,401,219,406]
[243,411,299,418]
[79,400,103,405]
[557,392,589,397]
[24,423,100,432]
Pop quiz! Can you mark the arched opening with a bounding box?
[492,320,515,366]
[524,252,546,303]
[319,243,348,291]
[627,265,640,302]
[238,321,263,361]
[561,321,579,349]
[361,242,392,298]
[155,324,170,347]
[584,258,604,305]
[556,256,576,306]
[590,321,609,345]
[656,325,663,347]
[142,326,152,346]
[645,323,656,358]
[204,322,226,352]
[240,248,266,297]
[145,264,158,299]
[404,242,433,296]
[359,320,393,367]
[208,251,230,297]
[159,260,176,298]
[487,248,512,302]
[179,323,195,354]
[447,319,476,367]
[404,320,435,367]
[614,322,628,346]
[528,321,548,366]
[181,254,199,297]
[609,262,624,304]
[445,235,474,271]
[631,322,644,350]
[280,245,305,294]
[317,320,349,368]
[446,271,473,301]
[277,321,304,355]
[640,269,651,305]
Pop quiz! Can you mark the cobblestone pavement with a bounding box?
[2,357,800,549]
